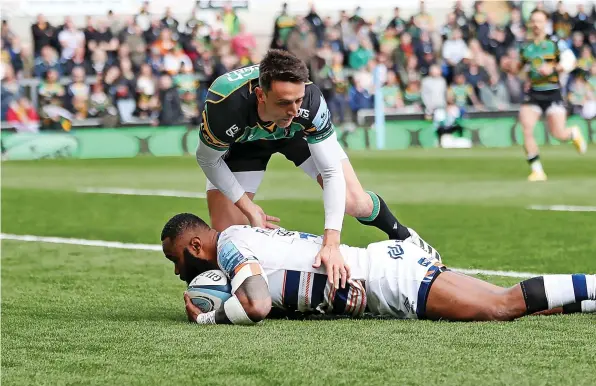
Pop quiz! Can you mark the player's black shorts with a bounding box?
[522,88,564,113]
[223,134,311,172]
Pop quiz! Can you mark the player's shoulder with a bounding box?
[217,225,253,248]
[294,82,333,140]
[206,64,260,105]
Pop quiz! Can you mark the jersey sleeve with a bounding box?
[297,83,335,144]
[199,95,238,151]
[217,228,266,292]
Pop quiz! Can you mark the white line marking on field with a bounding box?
[1,233,542,278]
[1,233,162,251]
[77,187,206,199]
[527,205,596,212]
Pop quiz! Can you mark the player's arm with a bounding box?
[302,85,346,247]
[195,102,245,203]
[188,239,272,325]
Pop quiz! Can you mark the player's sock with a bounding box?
[527,154,544,173]
[356,191,410,240]
[563,300,596,314]
[520,275,596,314]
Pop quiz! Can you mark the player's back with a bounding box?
[217,225,369,316]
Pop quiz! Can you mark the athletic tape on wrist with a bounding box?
[196,310,216,324]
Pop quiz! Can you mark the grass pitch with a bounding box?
[2,146,596,385]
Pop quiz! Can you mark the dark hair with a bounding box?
[530,9,549,19]
[258,49,309,92]
[161,213,209,241]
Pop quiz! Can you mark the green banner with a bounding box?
[344,116,595,150]
[1,118,594,161]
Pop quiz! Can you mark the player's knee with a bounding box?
[345,189,373,218]
[485,293,518,321]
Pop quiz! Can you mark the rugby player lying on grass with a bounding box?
[161,213,596,325]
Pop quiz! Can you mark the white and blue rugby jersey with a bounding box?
[216,225,369,317]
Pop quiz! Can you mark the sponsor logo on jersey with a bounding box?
[225,124,240,137]
[297,108,310,119]
[226,65,259,82]
[312,96,331,132]
[387,244,404,259]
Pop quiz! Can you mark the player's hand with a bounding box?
[246,203,280,229]
[313,244,351,289]
[184,292,201,323]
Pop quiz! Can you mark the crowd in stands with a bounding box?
[2,1,596,136]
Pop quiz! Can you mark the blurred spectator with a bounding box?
[448,72,482,113]
[441,12,459,42]
[398,55,420,88]
[452,0,469,41]
[222,3,241,37]
[287,17,318,72]
[414,30,434,64]
[568,74,595,118]
[479,73,509,111]
[552,1,572,40]
[467,39,498,78]
[338,10,357,52]
[418,51,436,78]
[348,39,374,71]
[393,32,414,71]
[6,97,40,132]
[161,7,179,32]
[414,0,435,33]
[163,45,192,76]
[487,26,513,64]
[572,4,592,36]
[134,63,158,119]
[144,18,163,47]
[231,24,257,66]
[174,63,200,124]
[271,3,295,49]
[4,36,25,76]
[471,1,488,39]
[421,64,447,115]
[576,45,594,74]
[88,81,118,126]
[403,77,422,110]
[379,28,399,57]
[88,19,119,61]
[33,46,63,78]
[31,14,56,56]
[305,4,325,46]
[107,10,124,36]
[382,70,404,110]
[63,46,91,76]
[500,56,524,104]
[152,28,176,56]
[507,8,526,49]
[58,18,85,60]
[147,47,164,76]
[571,32,585,58]
[156,74,184,126]
[1,65,23,120]
[104,66,135,121]
[386,7,406,36]
[135,1,152,32]
[318,51,349,127]
[588,63,596,93]
[38,68,65,108]
[65,66,90,119]
[589,32,596,57]
[442,28,467,81]
[463,58,489,93]
[90,48,110,76]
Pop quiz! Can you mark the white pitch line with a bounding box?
[77,187,207,199]
[1,233,543,279]
[527,205,596,212]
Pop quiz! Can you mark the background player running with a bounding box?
[160,213,596,325]
[195,49,439,288]
[519,9,587,182]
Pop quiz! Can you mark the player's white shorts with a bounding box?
[365,240,448,320]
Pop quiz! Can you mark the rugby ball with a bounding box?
[187,270,232,312]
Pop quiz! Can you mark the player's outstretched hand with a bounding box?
[247,203,280,230]
[313,244,351,289]
[184,292,201,323]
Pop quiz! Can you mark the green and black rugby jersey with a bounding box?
[199,64,334,151]
[520,35,568,91]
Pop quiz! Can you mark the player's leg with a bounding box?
[518,101,546,181]
[545,101,587,154]
[425,271,596,321]
[205,141,271,232]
